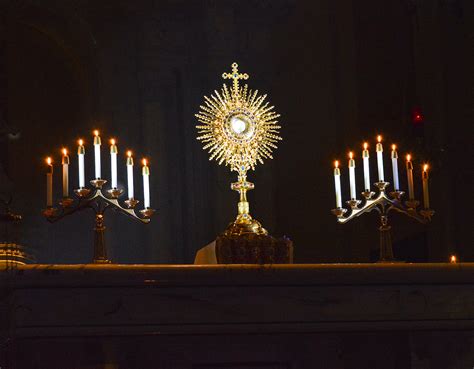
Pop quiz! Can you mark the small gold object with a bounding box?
[107,188,124,199]
[389,191,405,201]
[90,179,107,189]
[74,188,91,197]
[361,191,375,200]
[139,208,155,218]
[42,207,57,217]
[195,62,282,235]
[331,208,347,217]
[59,198,74,207]
[124,198,139,209]
[346,199,361,209]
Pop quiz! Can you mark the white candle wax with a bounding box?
[348,153,356,199]
[391,145,399,191]
[334,161,342,208]
[362,143,370,191]
[93,131,101,179]
[46,158,53,207]
[406,155,414,200]
[142,160,150,208]
[62,149,69,197]
[110,140,118,188]
[422,165,430,209]
[78,140,85,188]
[376,136,384,182]
[127,152,134,199]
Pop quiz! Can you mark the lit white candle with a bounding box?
[61,148,69,197]
[46,157,53,207]
[422,164,430,209]
[406,154,414,200]
[126,150,134,199]
[334,160,342,208]
[362,142,370,191]
[110,139,118,188]
[142,158,150,209]
[93,130,101,179]
[376,135,384,182]
[391,144,399,191]
[348,152,356,199]
[78,139,85,188]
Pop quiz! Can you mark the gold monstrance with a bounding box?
[195,62,282,237]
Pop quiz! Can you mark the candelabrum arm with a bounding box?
[44,189,150,224]
[335,190,431,225]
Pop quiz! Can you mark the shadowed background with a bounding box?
[0,0,472,263]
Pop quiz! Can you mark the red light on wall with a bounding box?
[412,107,424,124]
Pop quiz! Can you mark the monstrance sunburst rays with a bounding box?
[195,62,282,236]
[195,62,281,174]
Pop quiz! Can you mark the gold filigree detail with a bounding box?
[195,62,282,174]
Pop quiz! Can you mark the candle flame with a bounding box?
[349,151,353,159]
[377,135,382,143]
[62,148,67,156]
[46,157,52,165]
[110,138,116,145]
[423,164,429,172]
[142,158,148,166]
[127,150,132,157]
[450,255,457,263]
[406,154,411,161]
[78,139,84,146]
[391,144,396,151]
[93,130,99,136]
[334,160,339,168]
[363,142,368,150]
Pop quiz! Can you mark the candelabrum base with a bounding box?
[74,188,91,197]
[93,257,111,264]
[90,179,107,189]
[107,188,124,199]
[139,208,155,218]
[376,259,405,264]
[124,198,139,209]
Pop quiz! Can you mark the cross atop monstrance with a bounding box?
[222,62,249,95]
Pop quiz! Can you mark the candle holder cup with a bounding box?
[43,181,154,263]
[332,181,434,263]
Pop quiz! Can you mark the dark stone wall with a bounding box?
[1,0,473,263]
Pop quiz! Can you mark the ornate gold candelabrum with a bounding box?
[332,182,434,262]
[43,180,154,263]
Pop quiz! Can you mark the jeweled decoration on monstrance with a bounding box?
[195,62,282,236]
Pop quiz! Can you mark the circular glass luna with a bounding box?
[226,113,256,141]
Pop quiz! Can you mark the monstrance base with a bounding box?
[217,214,293,264]
[223,214,268,237]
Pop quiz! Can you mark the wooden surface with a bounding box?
[1,263,473,368]
[2,263,474,337]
